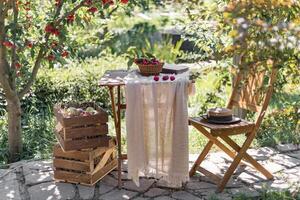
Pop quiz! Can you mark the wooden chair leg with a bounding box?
[217,132,256,192]
[192,123,248,166]
[220,135,273,180]
[189,141,214,177]
[192,123,236,158]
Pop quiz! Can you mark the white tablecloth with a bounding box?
[124,71,190,187]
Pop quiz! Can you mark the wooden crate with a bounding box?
[53,139,117,186]
[54,102,110,151]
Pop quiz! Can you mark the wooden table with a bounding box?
[99,70,129,188]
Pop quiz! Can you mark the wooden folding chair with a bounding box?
[189,66,278,192]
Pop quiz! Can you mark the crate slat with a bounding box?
[53,158,91,172]
[92,148,114,174]
[63,124,108,139]
[55,130,110,151]
[91,159,117,184]
[54,170,91,185]
[53,144,90,161]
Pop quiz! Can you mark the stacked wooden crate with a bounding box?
[53,102,117,186]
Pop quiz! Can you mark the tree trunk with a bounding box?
[7,94,22,162]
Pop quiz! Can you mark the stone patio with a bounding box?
[1,144,299,200]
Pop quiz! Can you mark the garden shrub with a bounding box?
[257,107,300,147]
[0,56,123,164]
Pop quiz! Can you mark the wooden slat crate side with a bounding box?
[55,131,67,151]
[55,130,111,151]
[61,114,108,128]
[54,103,108,128]
[92,148,114,174]
[54,159,117,186]
[62,135,111,152]
[91,159,117,184]
[91,139,116,159]
[54,107,66,127]
[53,158,91,172]
[54,170,92,185]
[53,144,90,161]
[64,124,108,139]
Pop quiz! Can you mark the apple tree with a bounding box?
[0,0,131,162]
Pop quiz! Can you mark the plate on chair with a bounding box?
[202,114,241,124]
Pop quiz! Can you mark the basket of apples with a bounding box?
[134,57,164,76]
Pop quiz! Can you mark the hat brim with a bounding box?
[202,115,241,124]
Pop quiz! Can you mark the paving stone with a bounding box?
[25,170,53,185]
[0,178,21,200]
[0,169,9,178]
[281,167,300,184]
[153,196,174,200]
[134,197,150,200]
[171,191,202,200]
[100,189,138,200]
[283,166,300,176]
[78,185,95,199]
[190,153,230,165]
[198,175,242,188]
[229,186,260,198]
[111,170,129,180]
[99,183,115,195]
[283,173,300,184]
[237,171,265,184]
[270,154,300,168]
[200,160,224,176]
[144,188,169,197]
[253,179,290,191]
[237,161,287,184]
[156,179,182,189]
[23,160,53,175]
[202,191,232,200]
[0,168,18,200]
[100,175,118,187]
[28,182,75,200]
[122,160,128,172]
[99,175,118,195]
[258,160,285,173]
[123,178,155,192]
[0,170,16,181]
[189,154,199,163]
[9,160,26,169]
[247,147,278,161]
[288,150,300,159]
[186,181,216,190]
[206,152,232,164]
[276,144,300,153]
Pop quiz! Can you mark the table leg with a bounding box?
[108,86,122,188]
[117,86,122,188]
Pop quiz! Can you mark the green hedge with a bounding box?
[0,56,126,164]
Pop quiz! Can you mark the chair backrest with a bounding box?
[227,65,278,130]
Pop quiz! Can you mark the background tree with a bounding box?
[0,0,131,162]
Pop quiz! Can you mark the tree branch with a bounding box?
[18,0,88,98]
[55,1,86,25]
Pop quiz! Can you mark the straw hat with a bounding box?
[203,108,241,124]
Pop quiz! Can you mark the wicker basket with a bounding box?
[137,62,164,76]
